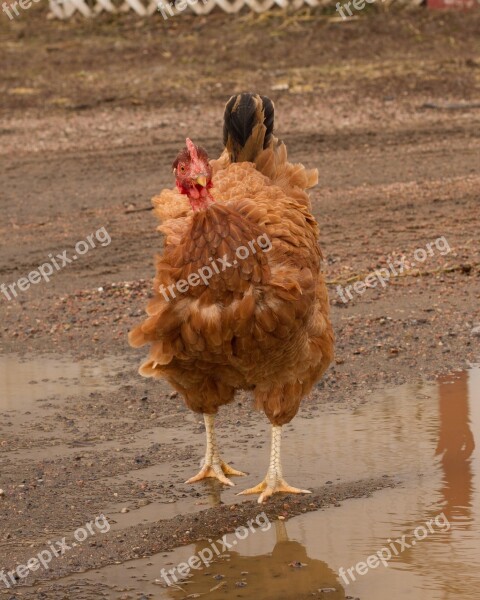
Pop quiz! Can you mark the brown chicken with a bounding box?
[129,93,334,502]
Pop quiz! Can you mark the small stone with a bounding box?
[138,499,150,507]
[288,561,306,568]
[471,325,480,336]
[271,83,289,91]
[0,489,4,497]
[121,507,129,513]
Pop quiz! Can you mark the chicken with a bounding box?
[129,93,334,503]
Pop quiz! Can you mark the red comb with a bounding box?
[186,138,199,161]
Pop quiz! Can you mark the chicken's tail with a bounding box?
[223,92,274,163]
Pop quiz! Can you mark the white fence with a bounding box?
[48,0,421,19]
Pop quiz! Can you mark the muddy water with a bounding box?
[0,354,125,411]
[26,366,480,600]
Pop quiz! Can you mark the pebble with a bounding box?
[471,325,480,336]
[0,489,4,497]
[271,83,289,91]
[288,561,306,568]
[121,507,129,513]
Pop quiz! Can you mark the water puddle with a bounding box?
[0,354,126,412]
[24,366,480,600]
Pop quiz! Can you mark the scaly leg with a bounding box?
[238,425,311,503]
[185,413,246,487]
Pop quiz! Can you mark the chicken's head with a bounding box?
[173,138,213,211]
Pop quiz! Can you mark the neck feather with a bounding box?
[188,190,215,212]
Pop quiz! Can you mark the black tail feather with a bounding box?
[223,93,274,163]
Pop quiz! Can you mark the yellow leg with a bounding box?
[238,425,311,503]
[185,414,247,487]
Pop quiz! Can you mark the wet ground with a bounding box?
[1,6,480,600]
[1,363,479,598]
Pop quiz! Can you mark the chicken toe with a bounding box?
[238,477,311,503]
[186,460,245,487]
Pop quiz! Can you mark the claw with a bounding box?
[186,460,246,487]
[238,478,311,503]
[221,463,248,477]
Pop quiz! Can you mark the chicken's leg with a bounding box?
[238,425,311,503]
[185,413,246,487]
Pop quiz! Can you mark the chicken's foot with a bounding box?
[238,425,311,503]
[185,413,246,487]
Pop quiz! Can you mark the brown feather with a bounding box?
[130,106,334,426]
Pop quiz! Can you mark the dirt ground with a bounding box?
[0,6,479,598]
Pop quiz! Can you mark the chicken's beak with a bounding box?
[196,174,207,188]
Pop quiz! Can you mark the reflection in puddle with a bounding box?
[0,354,126,412]
[160,520,347,600]
[436,371,475,527]
[24,366,480,600]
